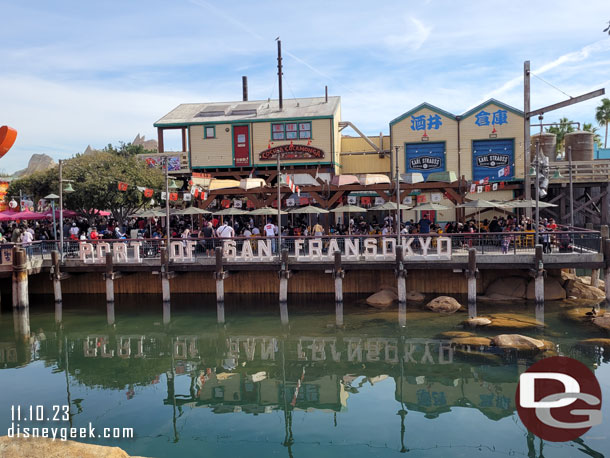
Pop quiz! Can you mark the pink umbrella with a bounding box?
[7,211,47,220]
[89,209,111,216]
[331,175,360,187]
[44,209,78,218]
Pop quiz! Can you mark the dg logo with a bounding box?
[516,356,602,442]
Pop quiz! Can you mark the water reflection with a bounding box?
[1,300,609,457]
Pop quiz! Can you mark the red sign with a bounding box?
[259,144,324,161]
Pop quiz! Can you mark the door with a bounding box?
[472,139,514,182]
[420,210,436,223]
[233,125,250,167]
[405,142,445,179]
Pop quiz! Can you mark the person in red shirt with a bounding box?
[90,227,99,240]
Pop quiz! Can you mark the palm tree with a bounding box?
[546,117,575,154]
[583,123,603,148]
[596,98,610,148]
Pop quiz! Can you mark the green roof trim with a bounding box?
[389,103,457,127]
[155,115,333,128]
[460,98,524,120]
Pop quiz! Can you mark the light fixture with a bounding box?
[552,170,564,180]
[528,166,537,177]
[45,193,60,200]
[168,179,180,190]
[63,183,75,193]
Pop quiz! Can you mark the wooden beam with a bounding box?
[326,190,345,208]
[527,89,605,118]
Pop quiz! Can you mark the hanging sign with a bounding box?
[259,144,325,161]
[374,197,385,206]
[431,193,442,202]
[183,193,192,202]
[233,199,243,208]
[403,196,413,206]
[347,196,357,205]
[286,198,296,207]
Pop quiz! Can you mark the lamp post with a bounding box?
[44,193,60,242]
[58,160,74,258]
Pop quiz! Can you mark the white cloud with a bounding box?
[385,17,432,51]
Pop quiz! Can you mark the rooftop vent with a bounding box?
[228,103,260,116]
[195,104,231,117]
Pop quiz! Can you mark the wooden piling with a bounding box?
[51,250,62,304]
[333,251,344,326]
[163,301,171,325]
[396,246,407,306]
[12,248,28,308]
[604,239,610,301]
[534,244,544,306]
[107,302,115,326]
[160,247,171,303]
[214,247,227,323]
[105,252,114,303]
[466,248,477,318]
[279,249,290,304]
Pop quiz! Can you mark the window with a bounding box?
[271,122,312,141]
[204,126,216,139]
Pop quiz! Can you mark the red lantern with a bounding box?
[118,182,128,191]
[221,199,231,208]
[484,185,491,193]
[143,188,153,198]
[169,192,178,201]
[416,195,426,203]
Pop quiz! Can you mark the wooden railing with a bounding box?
[548,160,610,183]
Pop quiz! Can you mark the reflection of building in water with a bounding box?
[394,365,519,420]
[192,372,346,414]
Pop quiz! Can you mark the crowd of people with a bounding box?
[0,211,573,255]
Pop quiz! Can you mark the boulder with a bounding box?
[578,338,610,348]
[425,296,462,314]
[438,331,475,339]
[451,336,492,347]
[487,313,544,330]
[564,280,605,301]
[0,437,140,458]
[485,276,528,299]
[491,334,547,351]
[406,291,425,302]
[366,288,397,309]
[593,314,610,330]
[560,270,579,285]
[525,277,566,301]
[561,307,604,323]
[465,317,492,327]
[580,276,606,292]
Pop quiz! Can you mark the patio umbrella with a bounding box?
[457,199,501,232]
[331,175,359,187]
[400,173,425,184]
[413,202,450,211]
[498,199,557,208]
[214,206,248,227]
[370,202,412,211]
[239,178,266,190]
[426,171,458,183]
[249,206,288,216]
[172,206,212,231]
[44,209,78,218]
[331,204,367,234]
[8,211,47,220]
[289,205,329,231]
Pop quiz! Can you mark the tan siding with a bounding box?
[391,108,459,175]
[460,103,524,180]
[190,124,233,168]
[340,136,390,174]
[252,119,333,167]
[334,104,341,174]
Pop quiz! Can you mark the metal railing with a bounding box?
[0,230,601,266]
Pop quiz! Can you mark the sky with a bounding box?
[1,0,609,174]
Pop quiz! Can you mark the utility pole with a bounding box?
[277,152,282,255]
[524,61,532,218]
[59,160,64,258]
[394,145,401,238]
[277,39,283,111]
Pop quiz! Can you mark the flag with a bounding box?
[118,182,128,191]
[499,182,505,189]
[169,192,178,201]
[416,195,426,203]
[161,192,167,201]
[143,188,154,198]
[484,177,489,184]
[484,185,491,192]
[183,193,192,202]
[479,179,485,185]
[477,186,483,193]
[136,186,145,192]
[192,187,200,198]
[470,183,476,193]
[492,183,498,191]
[307,139,312,146]
[498,167,505,177]
[503,165,510,177]
[283,174,301,197]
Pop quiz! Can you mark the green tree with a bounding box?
[102,141,156,157]
[6,151,164,226]
[583,123,603,148]
[595,98,610,148]
[545,117,575,154]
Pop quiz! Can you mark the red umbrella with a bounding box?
[44,209,78,218]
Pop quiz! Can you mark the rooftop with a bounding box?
[155,96,341,127]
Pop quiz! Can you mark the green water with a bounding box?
[1,295,609,457]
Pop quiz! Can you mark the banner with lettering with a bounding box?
[472,139,514,183]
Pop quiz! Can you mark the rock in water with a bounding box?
[406,291,425,302]
[525,276,566,301]
[0,436,140,457]
[487,313,544,330]
[593,314,610,330]
[485,276,528,299]
[564,280,605,301]
[451,336,492,347]
[366,289,398,309]
[491,334,546,351]
[426,296,462,314]
[465,317,492,327]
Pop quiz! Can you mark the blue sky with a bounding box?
[1,0,609,173]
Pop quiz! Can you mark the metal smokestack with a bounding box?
[242,76,248,101]
[325,85,328,103]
